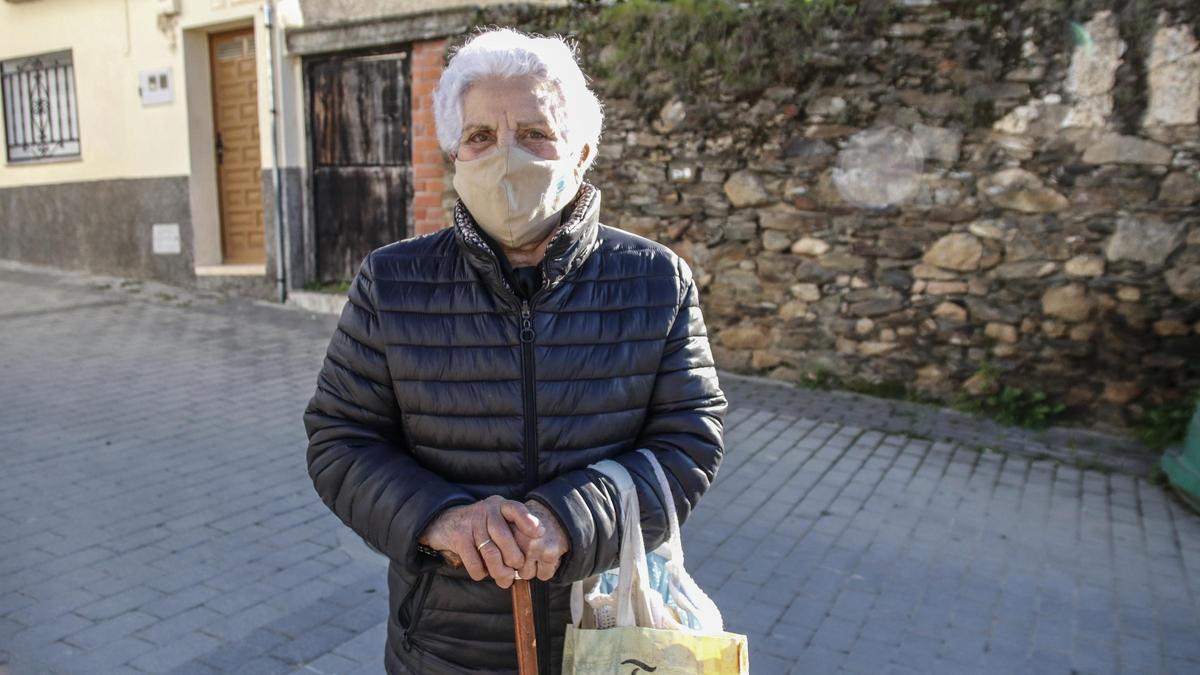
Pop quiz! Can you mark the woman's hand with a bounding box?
[513,499,570,582]
[417,495,545,588]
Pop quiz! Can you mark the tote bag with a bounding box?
[562,449,749,674]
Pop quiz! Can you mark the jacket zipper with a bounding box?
[518,293,552,675]
[519,298,537,491]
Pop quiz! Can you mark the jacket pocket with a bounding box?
[398,570,434,653]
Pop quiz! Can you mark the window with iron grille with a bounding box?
[2,49,81,163]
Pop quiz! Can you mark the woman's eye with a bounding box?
[468,132,490,143]
[526,130,547,140]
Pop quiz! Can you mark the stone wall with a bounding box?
[456,0,1200,431]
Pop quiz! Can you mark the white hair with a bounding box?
[433,27,604,175]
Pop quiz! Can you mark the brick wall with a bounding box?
[410,38,448,236]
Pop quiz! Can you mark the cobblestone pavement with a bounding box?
[1,261,1198,675]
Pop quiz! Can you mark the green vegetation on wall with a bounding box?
[472,0,896,107]
[581,0,880,103]
[1134,389,1199,451]
[955,386,1068,431]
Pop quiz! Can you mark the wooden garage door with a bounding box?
[210,28,265,265]
[307,48,411,283]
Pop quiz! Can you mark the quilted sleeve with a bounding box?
[527,256,728,584]
[303,252,476,575]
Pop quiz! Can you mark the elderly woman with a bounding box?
[303,27,727,675]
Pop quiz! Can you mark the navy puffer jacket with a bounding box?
[302,182,728,674]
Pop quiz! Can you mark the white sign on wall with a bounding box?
[152,224,181,255]
[139,68,174,106]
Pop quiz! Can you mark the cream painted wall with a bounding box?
[0,0,306,189]
[0,0,561,190]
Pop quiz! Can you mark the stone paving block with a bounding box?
[829,589,875,623]
[950,609,993,638]
[907,605,953,639]
[883,665,926,675]
[842,636,895,674]
[267,558,335,592]
[62,610,157,650]
[140,584,224,621]
[331,621,387,662]
[767,619,816,646]
[939,628,988,667]
[320,562,381,592]
[265,578,343,614]
[1118,633,1165,673]
[344,655,388,675]
[262,523,328,550]
[328,605,386,635]
[1070,647,1119,675]
[1162,625,1200,662]
[270,598,348,640]
[22,639,84,673]
[47,566,110,593]
[54,636,157,674]
[84,568,165,600]
[734,556,779,586]
[777,595,835,629]
[0,591,36,617]
[164,659,224,675]
[268,622,356,665]
[145,566,224,595]
[5,611,92,651]
[204,562,276,593]
[747,650,792,675]
[197,626,290,671]
[1028,647,1075,675]
[8,587,101,624]
[137,605,224,645]
[200,599,287,643]
[38,531,110,558]
[221,653,295,675]
[731,602,785,635]
[811,615,860,652]
[789,644,847,674]
[74,584,165,621]
[304,650,362,674]
[693,556,738,589]
[202,580,279,616]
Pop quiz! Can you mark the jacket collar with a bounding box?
[452,181,602,309]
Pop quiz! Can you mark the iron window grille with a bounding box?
[2,49,81,163]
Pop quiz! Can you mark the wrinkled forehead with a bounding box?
[461,75,565,132]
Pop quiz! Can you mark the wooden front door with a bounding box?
[307,48,411,283]
[210,28,265,265]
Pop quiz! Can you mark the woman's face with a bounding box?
[453,75,579,163]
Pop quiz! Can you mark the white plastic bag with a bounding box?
[570,448,724,633]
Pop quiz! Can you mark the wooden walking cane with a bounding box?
[512,579,539,675]
[442,551,538,673]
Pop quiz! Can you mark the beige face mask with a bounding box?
[453,143,583,249]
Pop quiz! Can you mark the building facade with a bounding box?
[0,0,564,299]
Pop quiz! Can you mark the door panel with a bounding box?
[210,28,265,265]
[307,48,411,283]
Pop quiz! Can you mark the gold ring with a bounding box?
[476,538,493,551]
